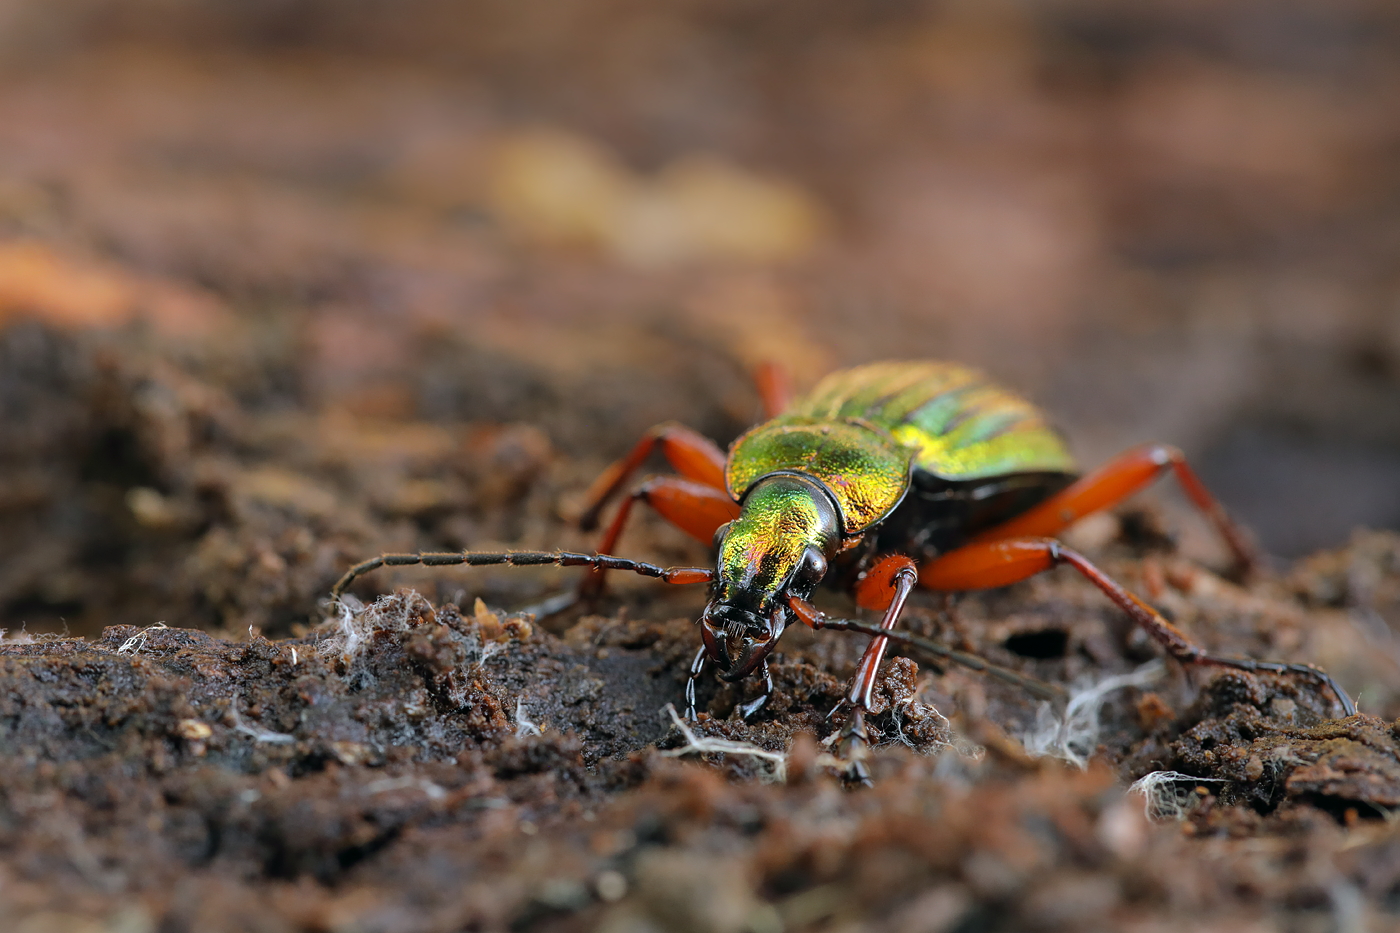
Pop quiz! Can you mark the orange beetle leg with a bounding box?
[921,536,1352,715]
[579,422,728,531]
[970,444,1257,575]
[579,477,737,601]
[752,360,795,419]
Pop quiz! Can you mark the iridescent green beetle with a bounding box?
[332,361,1353,778]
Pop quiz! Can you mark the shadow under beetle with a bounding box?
[332,360,1354,780]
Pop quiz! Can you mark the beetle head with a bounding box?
[701,473,841,681]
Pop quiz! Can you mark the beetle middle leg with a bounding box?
[576,423,735,599]
[578,476,739,600]
[921,537,1355,715]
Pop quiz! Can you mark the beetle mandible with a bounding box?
[332,360,1353,779]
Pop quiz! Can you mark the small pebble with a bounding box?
[596,870,628,902]
[175,719,212,741]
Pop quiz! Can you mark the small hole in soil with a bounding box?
[1296,793,1385,825]
[1003,629,1069,659]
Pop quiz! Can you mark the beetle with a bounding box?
[331,360,1353,778]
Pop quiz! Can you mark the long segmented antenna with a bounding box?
[330,549,715,600]
[816,616,1067,703]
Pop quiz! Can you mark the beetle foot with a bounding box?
[835,706,874,787]
[736,692,769,721]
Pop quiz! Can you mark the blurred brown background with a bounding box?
[2,0,1399,634]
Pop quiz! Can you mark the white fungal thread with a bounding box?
[1129,771,1229,821]
[515,698,543,738]
[229,702,295,745]
[662,704,795,782]
[117,622,169,655]
[1023,660,1164,768]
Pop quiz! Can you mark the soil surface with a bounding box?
[4,3,1400,931]
[5,321,1400,933]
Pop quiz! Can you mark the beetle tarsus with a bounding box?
[736,661,773,721]
[836,706,874,787]
[685,645,709,721]
[1195,656,1356,717]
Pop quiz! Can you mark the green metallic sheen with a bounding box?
[716,479,835,609]
[726,421,909,535]
[726,361,1078,536]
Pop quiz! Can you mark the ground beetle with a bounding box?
[332,360,1354,779]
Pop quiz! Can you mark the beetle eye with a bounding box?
[796,547,827,587]
[711,522,732,550]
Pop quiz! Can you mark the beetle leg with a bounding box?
[827,556,919,783]
[847,557,920,711]
[686,644,709,721]
[578,476,739,600]
[970,444,1258,576]
[789,595,1065,701]
[736,660,774,721]
[752,360,794,419]
[837,707,873,786]
[922,537,1355,716]
[578,423,728,531]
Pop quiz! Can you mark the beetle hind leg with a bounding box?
[922,537,1355,716]
[971,444,1258,577]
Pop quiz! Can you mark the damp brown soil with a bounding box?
[5,326,1400,932]
[4,264,1400,933]
[5,4,1400,928]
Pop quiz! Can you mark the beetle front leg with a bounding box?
[686,650,771,721]
[575,421,733,602]
[685,645,709,721]
[831,555,920,784]
[579,476,739,601]
[736,660,773,721]
[578,422,729,530]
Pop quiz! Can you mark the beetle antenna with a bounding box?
[331,549,715,601]
[823,617,1067,703]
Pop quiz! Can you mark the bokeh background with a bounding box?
[2,0,1399,635]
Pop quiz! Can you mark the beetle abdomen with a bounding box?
[726,361,1078,539]
[795,361,1077,482]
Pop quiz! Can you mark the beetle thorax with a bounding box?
[717,473,841,607]
[700,473,842,680]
